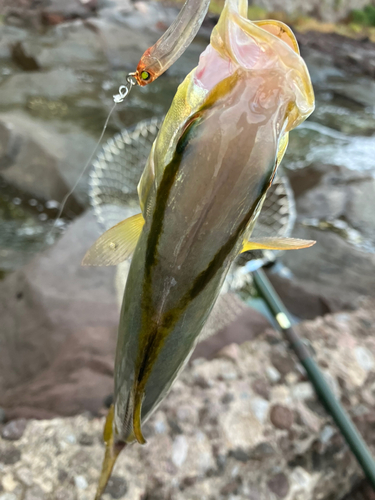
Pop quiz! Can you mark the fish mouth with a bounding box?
[193,0,314,130]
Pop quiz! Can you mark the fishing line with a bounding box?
[47,78,137,241]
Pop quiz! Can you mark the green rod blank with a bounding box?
[253,268,375,489]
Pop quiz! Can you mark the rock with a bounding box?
[1,420,27,441]
[0,210,120,415]
[192,302,272,360]
[0,445,21,465]
[297,32,375,78]
[0,409,6,424]
[104,476,128,498]
[267,473,290,498]
[0,300,375,499]
[270,405,294,430]
[0,111,97,208]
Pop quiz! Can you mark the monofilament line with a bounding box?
[48,80,136,241]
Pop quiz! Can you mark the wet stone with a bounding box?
[104,476,128,499]
[1,419,27,440]
[0,445,21,465]
[267,473,290,498]
[270,405,294,430]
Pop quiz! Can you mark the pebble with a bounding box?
[171,435,189,468]
[74,476,88,490]
[266,366,281,383]
[0,494,18,500]
[270,405,294,430]
[104,476,128,499]
[0,446,21,465]
[250,397,270,424]
[267,473,290,498]
[291,382,315,401]
[1,420,27,441]
[355,346,374,371]
[78,433,94,446]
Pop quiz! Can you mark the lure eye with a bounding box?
[141,71,151,81]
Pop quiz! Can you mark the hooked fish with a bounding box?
[83,0,315,496]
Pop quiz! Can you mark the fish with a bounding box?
[83,0,315,496]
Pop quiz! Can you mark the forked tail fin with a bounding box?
[95,405,125,500]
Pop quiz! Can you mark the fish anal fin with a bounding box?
[95,405,125,500]
[82,213,145,266]
[241,236,316,253]
[133,389,147,445]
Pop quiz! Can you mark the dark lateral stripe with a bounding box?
[187,171,272,301]
[144,116,201,275]
[136,116,202,389]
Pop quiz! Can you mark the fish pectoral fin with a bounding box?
[95,405,125,500]
[133,389,147,445]
[241,236,316,253]
[82,213,145,266]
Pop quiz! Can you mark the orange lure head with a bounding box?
[134,48,158,86]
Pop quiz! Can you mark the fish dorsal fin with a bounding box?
[254,20,300,54]
[82,213,145,266]
[241,236,315,253]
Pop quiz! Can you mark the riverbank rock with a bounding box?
[0,210,119,400]
[1,299,375,499]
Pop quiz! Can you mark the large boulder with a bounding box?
[1,299,375,499]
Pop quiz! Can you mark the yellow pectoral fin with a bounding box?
[82,213,145,266]
[241,237,316,253]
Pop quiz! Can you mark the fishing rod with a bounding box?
[252,267,375,490]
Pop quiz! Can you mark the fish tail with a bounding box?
[95,405,125,500]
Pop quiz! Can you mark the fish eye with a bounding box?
[141,71,151,81]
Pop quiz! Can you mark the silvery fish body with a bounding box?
[112,0,314,444]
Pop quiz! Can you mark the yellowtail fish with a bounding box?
[83,0,315,496]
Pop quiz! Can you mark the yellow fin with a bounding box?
[241,237,316,253]
[82,213,145,266]
[133,390,146,445]
[95,405,125,500]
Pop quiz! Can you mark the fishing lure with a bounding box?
[83,0,315,497]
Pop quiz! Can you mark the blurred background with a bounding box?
[0,0,375,499]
